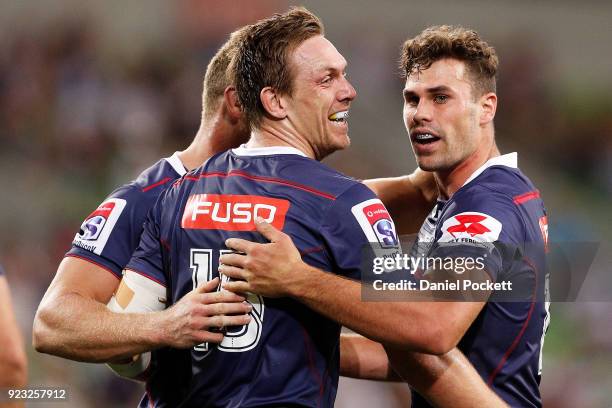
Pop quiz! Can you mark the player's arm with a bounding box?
[340,333,400,381]
[34,249,251,362]
[0,277,28,404]
[364,168,437,234]
[341,334,506,407]
[221,220,484,354]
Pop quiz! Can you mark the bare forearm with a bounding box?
[33,292,165,362]
[340,334,400,381]
[386,347,508,407]
[289,266,443,353]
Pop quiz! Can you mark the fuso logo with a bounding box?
[182,194,290,231]
[79,202,116,240]
[363,203,397,248]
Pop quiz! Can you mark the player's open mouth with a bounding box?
[412,132,441,145]
[329,110,349,124]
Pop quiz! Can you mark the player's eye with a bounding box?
[433,94,449,104]
[405,95,419,106]
[321,76,332,85]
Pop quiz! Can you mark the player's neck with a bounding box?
[434,141,500,200]
[248,124,315,159]
[179,119,245,171]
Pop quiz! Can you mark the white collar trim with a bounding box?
[232,144,308,157]
[164,152,187,176]
[462,152,518,187]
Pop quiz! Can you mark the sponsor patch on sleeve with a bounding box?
[351,199,399,249]
[73,198,127,255]
[438,212,502,244]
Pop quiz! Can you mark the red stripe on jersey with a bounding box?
[180,171,337,200]
[142,177,173,192]
[64,254,121,280]
[513,190,540,205]
[125,268,167,288]
[487,257,538,384]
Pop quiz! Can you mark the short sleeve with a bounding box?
[66,186,145,279]
[430,189,525,282]
[125,198,168,287]
[320,183,401,280]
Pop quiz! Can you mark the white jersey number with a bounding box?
[190,248,264,354]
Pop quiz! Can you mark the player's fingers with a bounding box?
[218,264,248,280]
[218,253,246,267]
[198,331,224,344]
[195,277,220,294]
[225,237,254,254]
[203,301,252,316]
[206,314,251,329]
[222,314,252,327]
[198,290,245,304]
[255,217,284,242]
[222,280,251,294]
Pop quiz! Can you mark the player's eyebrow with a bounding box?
[425,85,453,94]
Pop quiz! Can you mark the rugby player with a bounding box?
[32,29,253,401]
[220,25,549,407]
[123,9,506,407]
[0,265,27,408]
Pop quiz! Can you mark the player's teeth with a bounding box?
[416,133,435,140]
[329,111,349,121]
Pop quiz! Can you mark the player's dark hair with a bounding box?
[400,25,498,98]
[230,7,323,129]
[201,27,249,122]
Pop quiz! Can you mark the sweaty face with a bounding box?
[284,35,357,160]
[403,58,482,172]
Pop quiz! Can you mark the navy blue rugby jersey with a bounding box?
[410,153,550,408]
[126,145,399,408]
[66,152,187,278]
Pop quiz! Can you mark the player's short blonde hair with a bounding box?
[230,7,323,129]
[201,27,249,122]
[400,25,498,98]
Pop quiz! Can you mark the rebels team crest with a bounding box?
[438,212,502,243]
[73,198,126,255]
[351,199,399,249]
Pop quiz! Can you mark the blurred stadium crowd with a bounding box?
[0,1,610,407]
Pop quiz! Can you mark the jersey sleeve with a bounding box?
[320,183,401,281]
[430,189,525,282]
[124,195,168,287]
[66,186,148,279]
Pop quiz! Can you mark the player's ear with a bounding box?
[223,86,242,121]
[479,92,497,125]
[260,87,287,120]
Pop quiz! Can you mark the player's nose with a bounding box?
[338,77,357,102]
[413,100,433,123]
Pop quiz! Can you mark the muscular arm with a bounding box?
[341,334,507,407]
[0,277,28,395]
[33,257,250,362]
[220,221,486,354]
[364,168,437,234]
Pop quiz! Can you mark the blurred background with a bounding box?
[0,0,610,406]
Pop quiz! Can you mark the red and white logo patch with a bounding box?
[439,212,502,243]
[181,194,290,231]
[351,199,399,248]
[73,198,127,255]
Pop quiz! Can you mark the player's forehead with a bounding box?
[290,35,347,78]
[404,58,471,94]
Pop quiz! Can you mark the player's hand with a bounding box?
[219,218,305,298]
[158,278,252,348]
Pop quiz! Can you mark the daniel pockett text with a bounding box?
[370,253,513,294]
